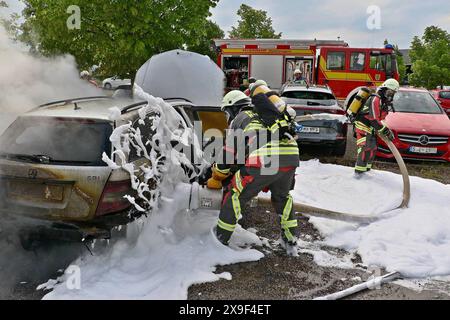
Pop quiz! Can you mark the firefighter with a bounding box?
[207,90,300,254]
[352,79,400,177]
[292,69,308,86]
[293,69,306,83]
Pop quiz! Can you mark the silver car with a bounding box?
[280,84,349,156]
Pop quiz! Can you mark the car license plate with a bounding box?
[7,182,64,202]
[409,146,438,154]
[300,127,320,134]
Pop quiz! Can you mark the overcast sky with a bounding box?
[2,0,449,49]
[211,0,450,49]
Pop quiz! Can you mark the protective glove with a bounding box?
[207,178,223,189]
[206,165,230,190]
[379,126,395,141]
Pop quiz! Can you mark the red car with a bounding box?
[376,88,450,162]
[431,89,450,117]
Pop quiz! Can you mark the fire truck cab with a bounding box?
[214,39,399,100]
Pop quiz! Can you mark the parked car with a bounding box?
[0,96,226,248]
[102,76,132,90]
[280,84,348,156]
[376,88,450,162]
[431,89,450,117]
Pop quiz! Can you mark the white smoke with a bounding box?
[0,25,102,298]
[0,26,101,133]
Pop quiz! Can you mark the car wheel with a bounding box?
[104,83,112,90]
[332,142,347,156]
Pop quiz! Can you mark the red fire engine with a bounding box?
[214,39,399,100]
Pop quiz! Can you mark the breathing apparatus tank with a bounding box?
[250,84,287,113]
[347,87,371,118]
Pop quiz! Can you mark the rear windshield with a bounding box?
[0,117,112,166]
[393,91,443,114]
[281,90,336,106]
[439,91,450,99]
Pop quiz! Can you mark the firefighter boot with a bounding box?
[280,234,299,257]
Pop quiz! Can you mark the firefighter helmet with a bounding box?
[254,79,268,87]
[221,90,251,111]
[380,79,400,92]
[294,69,302,75]
[221,90,251,123]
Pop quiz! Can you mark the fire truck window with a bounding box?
[385,55,393,75]
[350,52,365,71]
[370,55,386,71]
[327,52,346,70]
[223,57,249,89]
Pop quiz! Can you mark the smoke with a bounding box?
[0,26,101,133]
[0,25,101,299]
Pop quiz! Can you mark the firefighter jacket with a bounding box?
[215,108,299,175]
[354,94,389,133]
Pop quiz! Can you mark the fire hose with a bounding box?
[256,130,410,222]
[377,133,410,209]
[313,271,402,300]
[192,123,410,223]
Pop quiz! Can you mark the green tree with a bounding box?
[229,4,282,39]
[409,26,450,89]
[384,39,406,83]
[18,0,219,79]
[187,20,224,61]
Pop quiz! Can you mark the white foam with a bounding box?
[291,160,450,278]
[42,184,263,300]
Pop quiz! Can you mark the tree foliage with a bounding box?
[187,19,224,61]
[229,4,281,39]
[409,26,450,89]
[18,0,220,79]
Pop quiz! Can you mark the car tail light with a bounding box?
[96,180,132,216]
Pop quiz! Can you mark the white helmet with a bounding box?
[254,79,268,87]
[294,69,302,75]
[221,90,251,111]
[249,79,268,92]
[380,79,400,92]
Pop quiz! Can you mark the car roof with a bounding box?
[21,97,196,121]
[398,87,430,93]
[281,85,334,94]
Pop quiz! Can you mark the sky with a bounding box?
[2,0,449,49]
[211,0,450,49]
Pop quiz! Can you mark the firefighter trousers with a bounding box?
[354,122,377,173]
[216,167,298,245]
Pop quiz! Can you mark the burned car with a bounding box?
[0,95,226,248]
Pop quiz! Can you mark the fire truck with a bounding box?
[214,39,399,100]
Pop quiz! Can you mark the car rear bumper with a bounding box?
[0,207,136,246]
[296,120,348,146]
